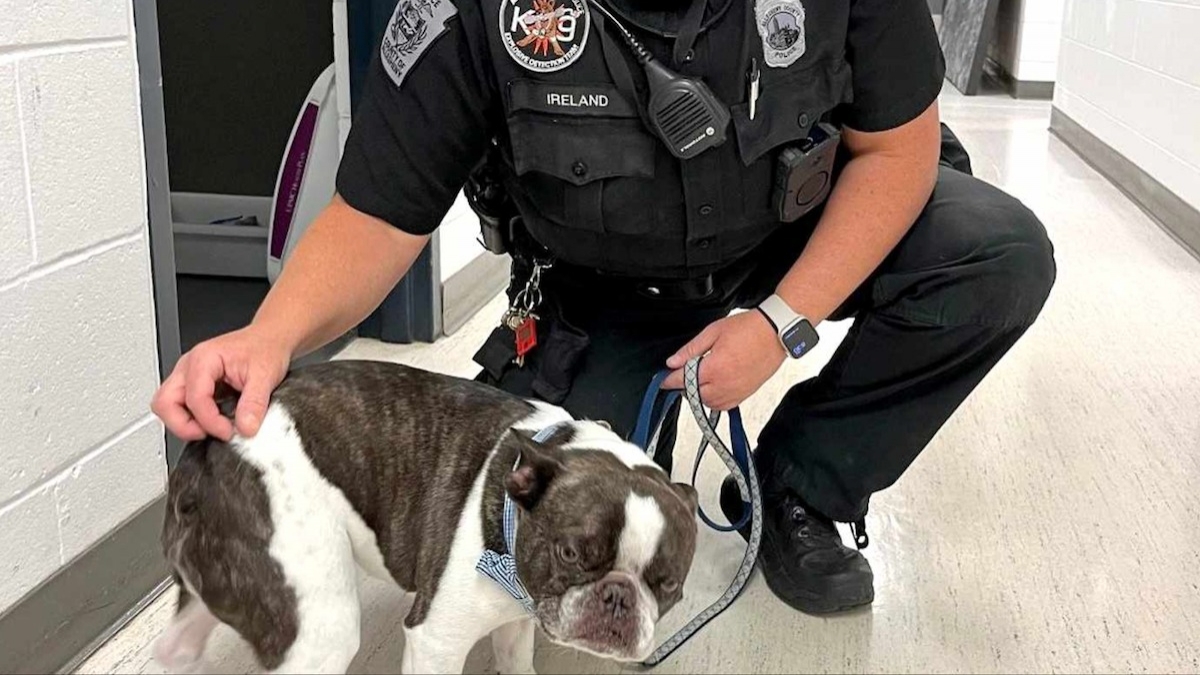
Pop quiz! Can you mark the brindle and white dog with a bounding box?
[153,360,698,674]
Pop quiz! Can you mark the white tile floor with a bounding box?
[80,85,1200,674]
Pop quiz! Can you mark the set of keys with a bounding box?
[501,259,552,368]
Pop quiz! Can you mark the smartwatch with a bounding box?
[757,294,819,359]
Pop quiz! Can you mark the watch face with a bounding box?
[781,320,819,359]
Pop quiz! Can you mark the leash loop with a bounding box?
[635,357,763,667]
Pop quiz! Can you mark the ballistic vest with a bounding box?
[481,0,854,279]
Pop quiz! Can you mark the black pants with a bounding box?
[477,165,1056,523]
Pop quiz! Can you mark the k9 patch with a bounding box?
[381,0,459,87]
[756,0,806,68]
[500,0,589,73]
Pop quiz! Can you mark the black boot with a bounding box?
[721,477,874,615]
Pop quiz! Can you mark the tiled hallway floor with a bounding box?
[79,85,1200,673]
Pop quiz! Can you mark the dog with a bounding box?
[152,360,699,673]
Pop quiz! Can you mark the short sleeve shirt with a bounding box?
[337,0,944,253]
[336,0,500,235]
[840,0,946,132]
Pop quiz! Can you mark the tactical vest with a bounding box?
[481,0,854,279]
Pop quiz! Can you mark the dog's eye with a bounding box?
[557,543,579,564]
[660,579,680,594]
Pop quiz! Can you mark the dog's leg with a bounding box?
[491,618,537,674]
[153,584,221,673]
[401,623,480,675]
[266,538,362,674]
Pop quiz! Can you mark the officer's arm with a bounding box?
[152,0,493,441]
[773,101,941,324]
[252,195,430,359]
[770,0,945,325]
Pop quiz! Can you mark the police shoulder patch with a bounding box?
[500,0,590,73]
[381,0,459,87]
[756,0,806,68]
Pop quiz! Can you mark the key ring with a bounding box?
[518,259,552,314]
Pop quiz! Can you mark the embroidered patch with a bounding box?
[381,0,459,87]
[500,0,589,73]
[755,0,806,68]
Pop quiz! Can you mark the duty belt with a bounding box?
[553,262,718,302]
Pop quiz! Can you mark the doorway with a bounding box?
[136,0,467,463]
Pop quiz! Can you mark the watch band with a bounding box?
[757,294,801,335]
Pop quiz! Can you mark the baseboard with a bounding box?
[1010,79,1054,100]
[0,497,169,675]
[985,58,1055,100]
[442,253,510,336]
[1051,107,1200,260]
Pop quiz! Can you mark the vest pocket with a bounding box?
[507,112,657,234]
[730,60,853,167]
[729,60,852,220]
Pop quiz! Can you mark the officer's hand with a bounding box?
[662,311,785,411]
[150,327,292,442]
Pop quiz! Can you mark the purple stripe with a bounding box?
[270,102,320,260]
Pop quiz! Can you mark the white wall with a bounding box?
[1016,0,1067,81]
[1056,0,1200,210]
[0,0,164,614]
[992,0,1067,82]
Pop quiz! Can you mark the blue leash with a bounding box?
[631,358,763,667]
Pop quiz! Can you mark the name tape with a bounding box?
[546,92,610,108]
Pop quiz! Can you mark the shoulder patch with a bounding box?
[381,0,459,87]
[500,0,589,73]
[755,0,806,68]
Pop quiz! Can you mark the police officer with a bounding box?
[152,0,1056,615]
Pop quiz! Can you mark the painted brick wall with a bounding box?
[1056,0,1200,210]
[0,0,164,615]
[992,0,1067,82]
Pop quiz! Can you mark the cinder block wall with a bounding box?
[0,0,164,614]
[1057,0,1200,210]
[991,0,1066,84]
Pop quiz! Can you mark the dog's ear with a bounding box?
[213,382,240,420]
[505,432,566,510]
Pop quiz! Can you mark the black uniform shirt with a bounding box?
[337,0,945,278]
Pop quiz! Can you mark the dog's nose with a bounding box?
[598,578,634,616]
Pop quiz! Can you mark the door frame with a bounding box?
[136,0,185,467]
[142,0,445,465]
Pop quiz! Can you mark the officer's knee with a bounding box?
[974,197,1057,325]
[910,182,1057,327]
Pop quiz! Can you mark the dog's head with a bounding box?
[505,423,699,662]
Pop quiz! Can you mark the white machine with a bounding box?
[266,64,339,283]
[267,1,354,284]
